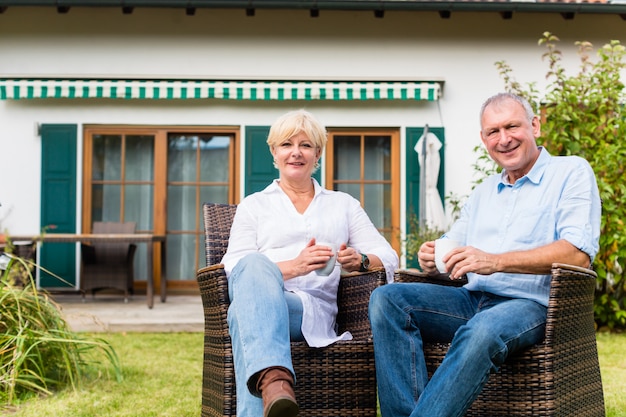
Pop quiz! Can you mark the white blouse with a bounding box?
[222,179,398,347]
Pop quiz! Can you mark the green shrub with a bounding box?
[494,32,626,330]
[404,213,445,268]
[0,253,122,407]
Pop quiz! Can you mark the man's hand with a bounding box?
[445,246,500,279]
[417,241,438,274]
[431,239,590,279]
[419,241,497,279]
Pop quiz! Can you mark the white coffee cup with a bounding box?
[434,238,461,273]
[315,242,338,276]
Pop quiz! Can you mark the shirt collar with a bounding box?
[497,147,550,191]
[265,178,324,195]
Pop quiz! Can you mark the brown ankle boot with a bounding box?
[256,367,299,417]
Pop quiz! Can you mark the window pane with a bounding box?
[124,184,153,231]
[168,135,198,182]
[200,136,230,183]
[165,234,197,280]
[336,183,360,200]
[334,135,360,181]
[167,185,196,231]
[363,183,391,230]
[133,242,148,281]
[92,135,121,181]
[126,135,154,181]
[200,185,228,205]
[91,184,121,222]
[364,135,391,181]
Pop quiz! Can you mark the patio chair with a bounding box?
[197,202,387,417]
[394,264,605,416]
[81,221,137,302]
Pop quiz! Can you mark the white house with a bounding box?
[0,0,624,294]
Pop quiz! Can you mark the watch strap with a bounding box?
[359,253,370,272]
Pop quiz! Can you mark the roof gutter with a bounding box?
[1,0,626,16]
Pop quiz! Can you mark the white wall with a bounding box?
[1,7,624,234]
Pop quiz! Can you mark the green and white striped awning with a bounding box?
[0,79,441,101]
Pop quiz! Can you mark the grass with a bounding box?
[5,333,203,416]
[5,332,626,416]
[598,332,626,417]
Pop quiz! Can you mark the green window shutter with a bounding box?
[405,127,445,268]
[245,126,274,196]
[39,124,77,288]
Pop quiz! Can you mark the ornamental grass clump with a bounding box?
[0,253,122,407]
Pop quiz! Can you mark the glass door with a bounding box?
[84,126,238,292]
[166,133,233,281]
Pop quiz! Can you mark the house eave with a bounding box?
[1,0,626,16]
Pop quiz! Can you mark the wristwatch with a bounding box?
[359,253,370,272]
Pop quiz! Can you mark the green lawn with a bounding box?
[6,332,626,416]
[597,332,626,417]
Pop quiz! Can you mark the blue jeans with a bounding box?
[227,253,305,417]
[369,282,547,417]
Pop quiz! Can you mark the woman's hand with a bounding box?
[278,238,334,279]
[337,243,362,272]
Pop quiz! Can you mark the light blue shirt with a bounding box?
[445,148,601,306]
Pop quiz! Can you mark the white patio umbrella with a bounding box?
[414,127,447,231]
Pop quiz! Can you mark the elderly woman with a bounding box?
[222,109,398,417]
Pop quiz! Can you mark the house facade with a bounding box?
[0,0,624,293]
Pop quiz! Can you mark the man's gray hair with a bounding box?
[480,93,535,125]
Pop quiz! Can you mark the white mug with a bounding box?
[434,238,461,273]
[315,242,338,276]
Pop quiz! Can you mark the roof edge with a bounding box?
[1,1,626,15]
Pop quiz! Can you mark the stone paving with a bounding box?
[50,293,204,333]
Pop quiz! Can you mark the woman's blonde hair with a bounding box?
[266,109,328,152]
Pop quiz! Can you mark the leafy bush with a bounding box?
[0,252,122,407]
[403,194,464,269]
[404,213,445,268]
[495,32,626,330]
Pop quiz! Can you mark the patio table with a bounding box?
[9,233,166,309]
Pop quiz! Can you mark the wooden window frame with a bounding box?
[325,128,401,254]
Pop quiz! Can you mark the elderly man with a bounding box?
[369,92,601,417]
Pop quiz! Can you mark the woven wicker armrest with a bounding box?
[196,264,231,326]
[394,268,467,287]
[336,268,387,338]
[544,263,598,346]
